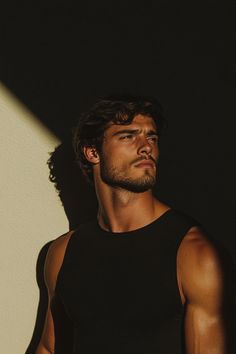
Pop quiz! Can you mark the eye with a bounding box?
[147,135,158,143]
[120,134,133,140]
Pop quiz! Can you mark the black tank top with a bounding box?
[51,208,200,354]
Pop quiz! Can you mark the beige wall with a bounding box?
[0,84,68,353]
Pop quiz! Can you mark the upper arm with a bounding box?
[178,227,234,354]
[35,230,74,354]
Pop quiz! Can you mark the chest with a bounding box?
[56,234,183,325]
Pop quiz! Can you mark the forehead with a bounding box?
[105,114,157,134]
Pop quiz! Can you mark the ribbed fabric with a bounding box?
[51,208,200,354]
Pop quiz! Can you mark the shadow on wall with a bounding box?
[47,135,98,230]
[25,136,98,353]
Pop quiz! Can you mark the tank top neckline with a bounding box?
[94,208,174,237]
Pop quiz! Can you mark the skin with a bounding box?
[36,114,231,354]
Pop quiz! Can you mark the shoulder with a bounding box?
[44,230,75,295]
[178,226,224,305]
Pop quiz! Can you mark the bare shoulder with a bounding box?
[178,226,225,304]
[44,230,75,295]
[179,225,222,271]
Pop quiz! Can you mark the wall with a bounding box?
[0,84,68,353]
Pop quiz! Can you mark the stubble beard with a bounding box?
[100,156,157,193]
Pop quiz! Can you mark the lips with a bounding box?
[135,160,155,168]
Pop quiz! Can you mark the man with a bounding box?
[36,96,233,354]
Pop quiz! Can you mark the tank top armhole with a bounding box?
[54,229,78,294]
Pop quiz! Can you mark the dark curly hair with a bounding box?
[73,94,167,183]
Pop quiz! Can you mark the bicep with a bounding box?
[179,229,232,354]
[35,299,55,354]
[35,245,57,354]
[35,231,73,354]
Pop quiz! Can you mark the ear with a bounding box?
[83,146,100,164]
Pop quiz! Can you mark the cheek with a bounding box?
[101,147,123,169]
[106,153,130,172]
[103,139,156,170]
[103,142,133,161]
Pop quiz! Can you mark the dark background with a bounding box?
[2,1,236,351]
[2,0,235,253]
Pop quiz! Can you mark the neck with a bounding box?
[95,180,162,233]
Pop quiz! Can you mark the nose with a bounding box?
[137,136,152,158]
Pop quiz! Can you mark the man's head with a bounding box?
[73,95,166,192]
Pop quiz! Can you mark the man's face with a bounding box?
[98,114,159,193]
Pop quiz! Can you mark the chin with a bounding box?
[100,165,157,192]
[120,176,156,193]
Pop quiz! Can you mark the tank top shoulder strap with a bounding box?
[162,208,201,247]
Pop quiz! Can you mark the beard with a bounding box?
[100,156,157,193]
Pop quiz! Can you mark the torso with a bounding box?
[49,206,199,354]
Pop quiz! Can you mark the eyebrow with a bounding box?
[111,129,158,137]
